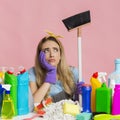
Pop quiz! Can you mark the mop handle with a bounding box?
[77,28,83,108]
[77,28,82,82]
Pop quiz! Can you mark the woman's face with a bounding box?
[41,40,61,67]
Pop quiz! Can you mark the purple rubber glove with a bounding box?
[39,51,57,84]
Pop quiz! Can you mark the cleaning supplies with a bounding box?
[94,114,120,120]
[1,84,15,119]
[112,84,120,115]
[17,67,29,115]
[0,84,4,114]
[76,113,92,120]
[96,83,112,114]
[0,67,7,84]
[4,67,18,115]
[90,72,102,112]
[63,102,80,116]
[34,97,52,113]
[108,58,120,95]
[81,84,91,113]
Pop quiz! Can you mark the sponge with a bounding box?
[63,102,80,116]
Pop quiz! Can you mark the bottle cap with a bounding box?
[115,59,120,64]
[92,72,98,78]
[82,84,91,90]
[114,84,120,91]
[7,67,14,74]
[18,66,26,74]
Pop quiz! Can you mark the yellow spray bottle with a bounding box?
[1,84,15,119]
[90,72,102,112]
[90,72,107,112]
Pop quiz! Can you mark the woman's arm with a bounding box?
[29,81,51,103]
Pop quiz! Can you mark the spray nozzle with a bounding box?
[2,84,11,94]
[98,72,107,83]
[92,72,107,83]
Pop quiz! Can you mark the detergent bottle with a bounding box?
[0,67,7,84]
[81,84,91,113]
[96,82,112,114]
[90,72,102,112]
[108,58,120,95]
[4,67,18,115]
[1,84,15,119]
[0,84,4,115]
[17,66,29,115]
[112,84,120,115]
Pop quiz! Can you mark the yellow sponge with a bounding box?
[63,102,80,116]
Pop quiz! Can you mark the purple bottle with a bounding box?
[112,84,120,115]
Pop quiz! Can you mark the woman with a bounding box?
[28,32,79,104]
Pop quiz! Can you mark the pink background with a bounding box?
[0,0,120,83]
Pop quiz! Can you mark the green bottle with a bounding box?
[4,69,18,115]
[96,83,112,114]
[1,84,15,119]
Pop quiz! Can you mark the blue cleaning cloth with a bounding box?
[76,113,92,120]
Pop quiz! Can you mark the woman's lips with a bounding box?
[48,59,55,62]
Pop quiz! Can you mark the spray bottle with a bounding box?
[0,84,4,114]
[4,67,18,115]
[1,84,15,119]
[90,72,102,112]
[96,73,112,114]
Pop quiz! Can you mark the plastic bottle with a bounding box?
[4,67,18,115]
[112,84,120,115]
[90,72,102,112]
[81,84,91,113]
[96,83,112,114]
[108,58,120,95]
[0,67,7,84]
[1,84,15,119]
[0,84,4,114]
[17,66,29,115]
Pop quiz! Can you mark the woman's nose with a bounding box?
[49,50,54,57]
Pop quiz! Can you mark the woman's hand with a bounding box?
[39,51,57,84]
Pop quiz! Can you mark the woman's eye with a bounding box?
[53,48,58,52]
[44,49,50,53]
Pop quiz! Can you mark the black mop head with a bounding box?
[62,10,91,31]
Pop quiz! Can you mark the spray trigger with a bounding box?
[98,72,107,83]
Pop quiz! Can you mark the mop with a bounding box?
[62,10,91,106]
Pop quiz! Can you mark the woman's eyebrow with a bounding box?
[53,46,60,49]
[42,48,49,50]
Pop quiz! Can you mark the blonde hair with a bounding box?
[35,36,75,98]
